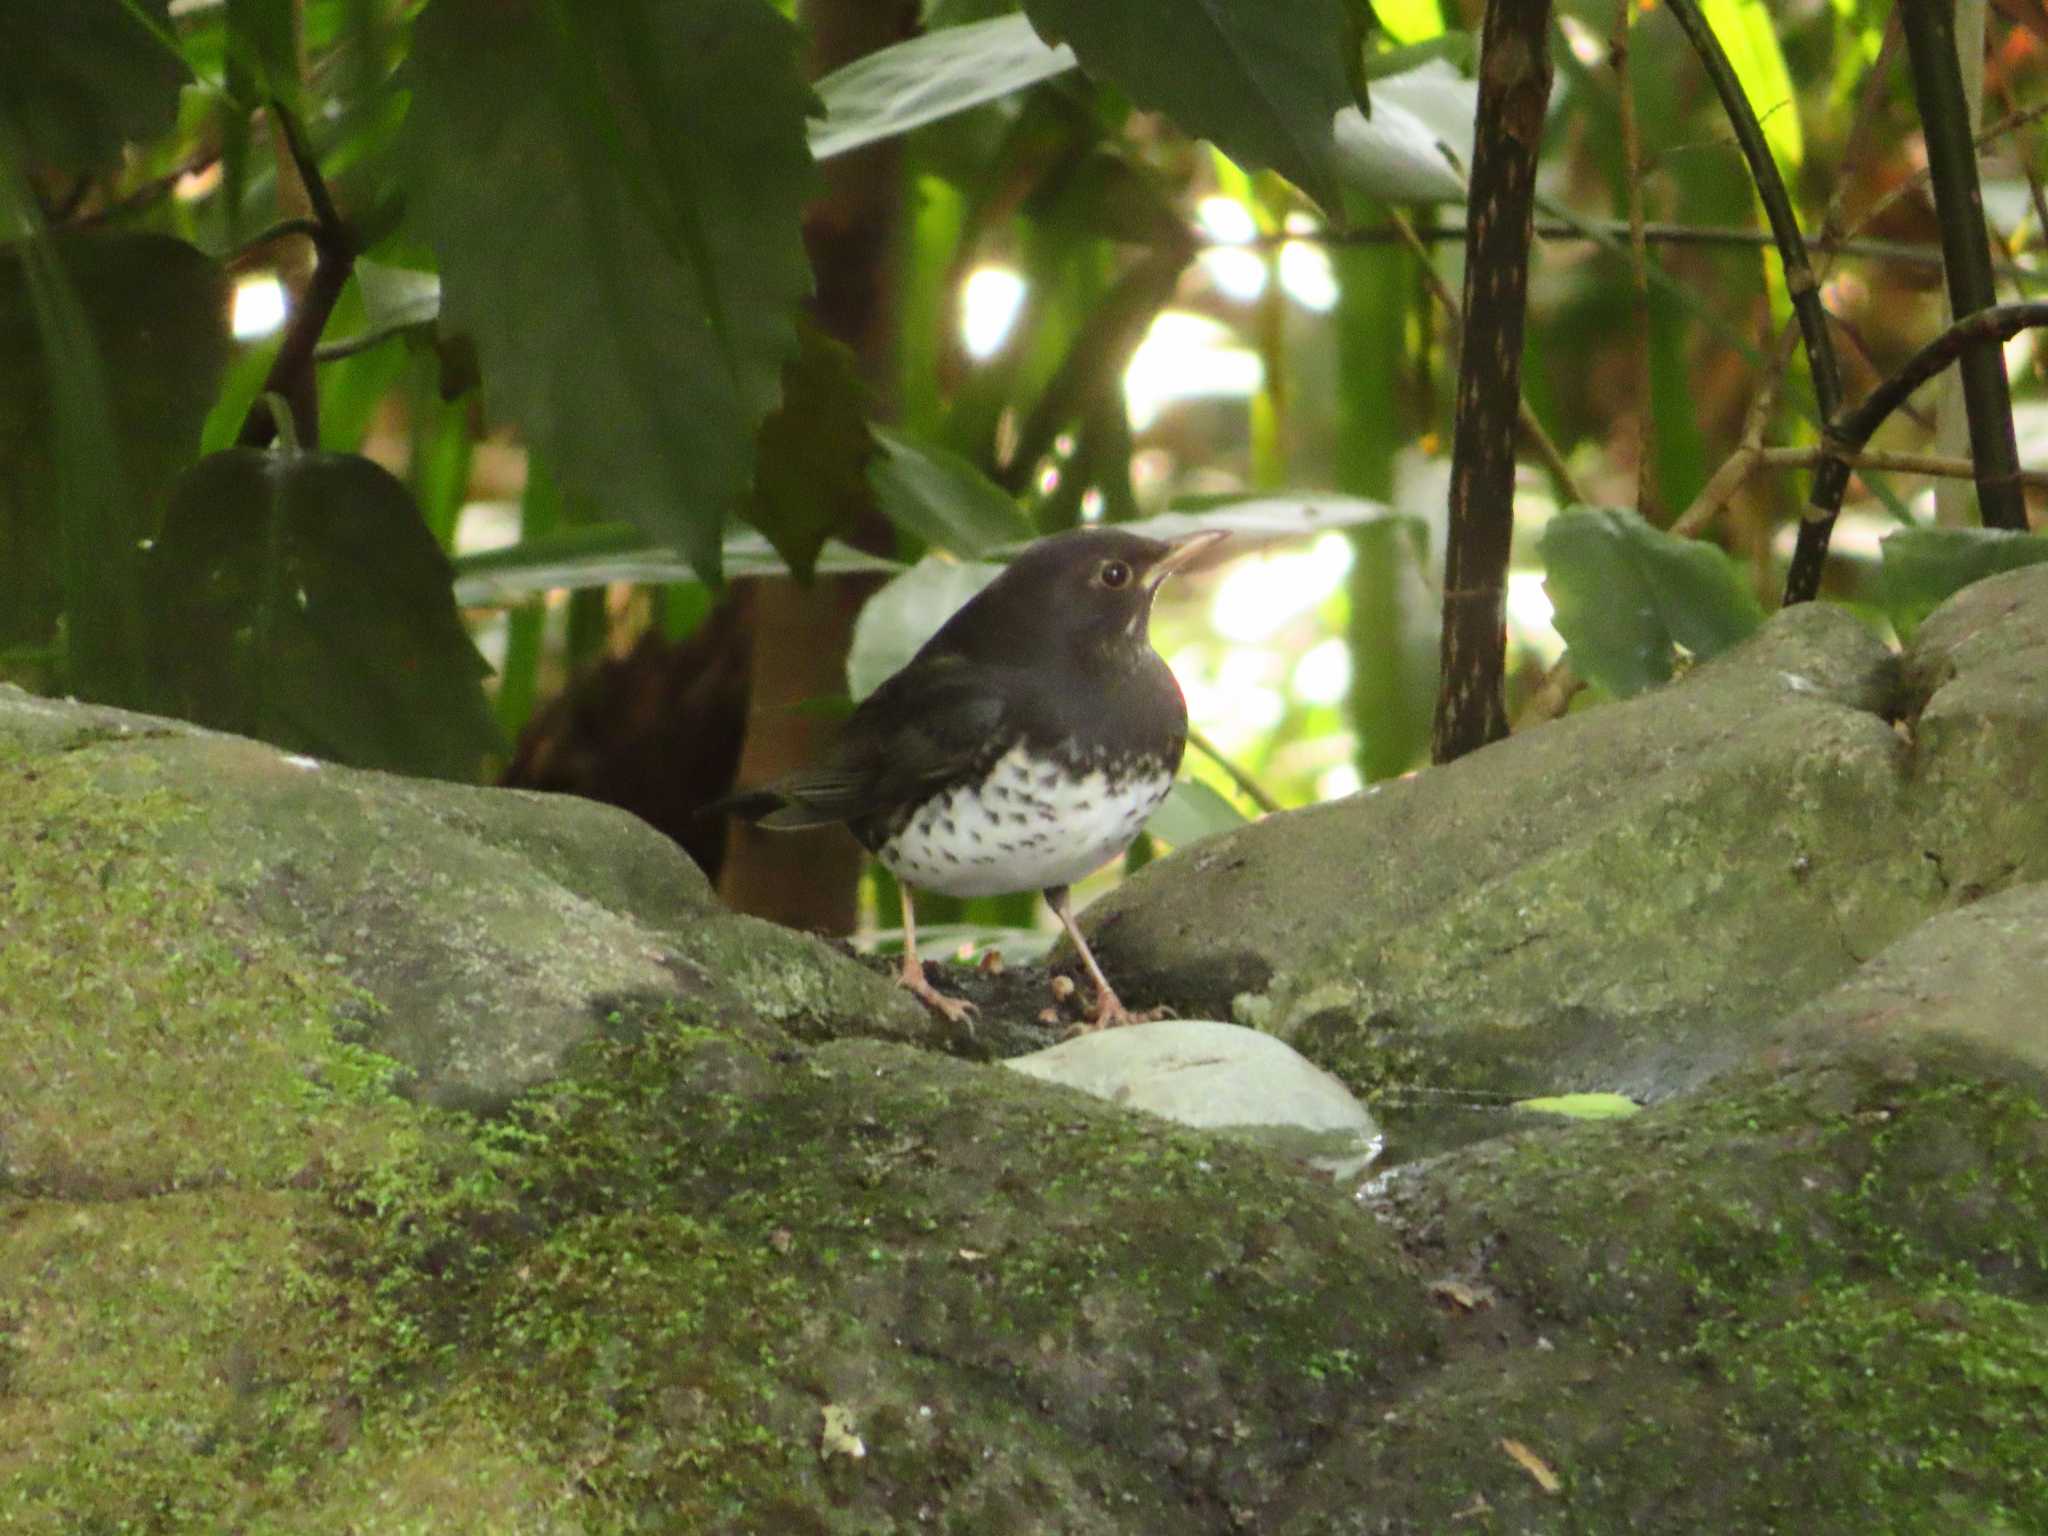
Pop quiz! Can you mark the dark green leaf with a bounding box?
[1539,506,1765,698]
[1021,0,1357,213]
[0,0,186,173]
[811,14,1077,161]
[745,320,877,582]
[401,0,817,583]
[0,233,230,693]
[144,447,502,780]
[224,0,299,107]
[870,427,1035,558]
[450,526,901,607]
[1144,778,1250,848]
[1879,527,2048,642]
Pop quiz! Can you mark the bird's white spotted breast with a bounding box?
[879,743,1171,899]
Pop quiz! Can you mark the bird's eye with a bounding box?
[1097,559,1133,589]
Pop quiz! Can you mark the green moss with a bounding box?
[1712,1284,2048,1528]
[0,743,407,1197]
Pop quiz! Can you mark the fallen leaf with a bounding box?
[1501,1437,1562,1494]
[820,1404,866,1461]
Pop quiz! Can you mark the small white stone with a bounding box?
[1005,1020,1383,1180]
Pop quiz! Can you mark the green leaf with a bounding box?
[1878,527,2048,643]
[0,0,186,173]
[450,526,901,607]
[1514,1093,1642,1121]
[400,0,817,584]
[1332,59,1475,203]
[1700,0,1803,177]
[811,14,1077,161]
[144,448,502,780]
[745,320,877,582]
[0,233,230,692]
[1021,0,1358,213]
[1065,493,1399,552]
[846,555,1004,701]
[224,0,300,107]
[1539,506,1765,698]
[870,427,1036,558]
[1144,778,1250,849]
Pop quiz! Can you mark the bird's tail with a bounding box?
[701,786,847,830]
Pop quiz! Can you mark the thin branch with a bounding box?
[1661,0,1851,601]
[1242,219,1949,271]
[237,104,355,450]
[1385,208,1586,505]
[1779,300,2048,599]
[1677,439,2048,538]
[1185,728,1282,816]
[1609,0,1657,518]
[1900,0,2027,531]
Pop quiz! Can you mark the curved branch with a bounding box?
[1660,0,1850,600]
[1781,301,2048,599]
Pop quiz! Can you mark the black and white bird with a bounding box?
[716,527,1226,1026]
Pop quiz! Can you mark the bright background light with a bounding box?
[231,273,288,340]
[959,264,1026,359]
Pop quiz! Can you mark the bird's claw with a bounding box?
[899,968,978,1026]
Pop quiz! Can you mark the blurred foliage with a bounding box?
[1,0,2044,916]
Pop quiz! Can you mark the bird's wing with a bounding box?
[753,657,1013,829]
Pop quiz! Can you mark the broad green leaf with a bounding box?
[1539,506,1765,698]
[450,527,901,607]
[1371,0,1447,45]
[1021,0,1358,214]
[810,14,1078,161]
[746,320,877,582]
[1700,0,1803,177]
[1331,60,1475,202]
[0,233,230,692]
[0,0,186,173]
[1063,493,1398,552]
[401,0,817,583]
[1144,777,1250,848]
[847,555,1003,701]
[224,0,299,107]
[144,447,502,780]
[1879,526,2048,642]
[870,426,1036,558]
[1514,1093,1641,1121]
[354,259,442,337]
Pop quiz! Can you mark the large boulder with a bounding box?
[1081,566,2048,1109]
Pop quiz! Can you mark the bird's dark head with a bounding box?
[936,527,1229,664]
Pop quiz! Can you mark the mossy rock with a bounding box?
[0,684,933,1127]
[1084,567,2048,1108]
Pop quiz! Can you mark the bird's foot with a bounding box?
[1060,989,1174,1037]
[899,965,979,1026]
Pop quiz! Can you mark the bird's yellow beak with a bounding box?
[1146,528,1230,590]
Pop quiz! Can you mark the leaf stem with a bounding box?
[237,103,355,450]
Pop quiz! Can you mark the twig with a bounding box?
[1385,208,1586,505]
[1433,0,1553,765]
[1778,300,2048,599]
[237,104,355,450]
[1899,0,2026,531]
[1609,0,1656,519]
[1185,728,1282,816]
[1661,0,1850,602]
[1677,440,2048,537]
[1245,220,1949,271]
